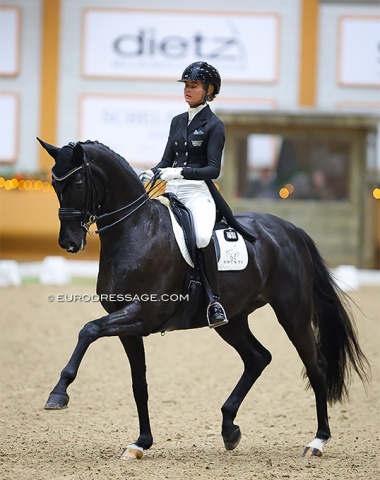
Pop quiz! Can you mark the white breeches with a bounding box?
[165,179,216,248]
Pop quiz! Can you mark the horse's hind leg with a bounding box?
[216,315,272,450]
[118,335,153,460]
[273,303,331,457]
[294,325,331,456]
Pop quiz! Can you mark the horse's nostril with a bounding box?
[66,242,76,253]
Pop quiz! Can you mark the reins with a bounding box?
[83,172,163,235]
[54,161,163,236]
[82,191,150,236]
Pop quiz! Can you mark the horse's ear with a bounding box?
[72,142,84,165]
[36,137,60,160]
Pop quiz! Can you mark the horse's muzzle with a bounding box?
[64,240,85,254]
[59,234,86,254]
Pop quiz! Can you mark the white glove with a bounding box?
[159,167,183,182]
[139,169,154,183]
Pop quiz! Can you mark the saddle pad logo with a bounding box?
[215,230,248,271]
[224,228,239,242]
[191,140,203,147]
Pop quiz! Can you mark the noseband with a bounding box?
[53,157,154,236]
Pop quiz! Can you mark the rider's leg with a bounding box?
[187,191,228,328]
[199,238,228,328]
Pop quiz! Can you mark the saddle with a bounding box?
[163,193,199,267]
[162,192,249,270]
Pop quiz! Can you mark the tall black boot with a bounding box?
[199,239,228,328]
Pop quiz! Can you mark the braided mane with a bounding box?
[52,140,137,181]
[80,140,129,167]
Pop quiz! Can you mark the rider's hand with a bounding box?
[159,167,184,182]
[139,169,154,183]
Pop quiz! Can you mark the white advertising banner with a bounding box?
[0,93,18,163]
[79,95,275,167]
[82,9,279,83]
[339,16,380,87]
[79,95,185,166]
[0,7,20,76]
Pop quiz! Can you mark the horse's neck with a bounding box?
[97,198,162,267]
[95,160,156,239]
[94,153,146,212]
[104,180,145,211]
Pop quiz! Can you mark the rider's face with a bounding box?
[183,81,205,107]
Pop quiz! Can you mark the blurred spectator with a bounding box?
[309,169,336,200]
[275,139,298,188]
[292,169,336,200]
[242,167,278,198]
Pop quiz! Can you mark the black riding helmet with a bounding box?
[178,61,221,101]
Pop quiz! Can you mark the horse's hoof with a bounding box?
[223,426,242,451]
[302,446,323,457]
[120,444,144,460]
[44,393,69,410]
[302,436,330,457]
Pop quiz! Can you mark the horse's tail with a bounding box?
[301,229,370,404]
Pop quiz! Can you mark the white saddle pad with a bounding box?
[161,199,248,271]
[214,229,249,271]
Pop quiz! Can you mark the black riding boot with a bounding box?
[199,240,228,328]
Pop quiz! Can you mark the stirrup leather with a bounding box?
[207,301,228,328]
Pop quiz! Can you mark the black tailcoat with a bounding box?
[153,105,255,242]
[153,105,224,180]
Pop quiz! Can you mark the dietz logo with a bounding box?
[83,10,278,81]
[113,29,241,60]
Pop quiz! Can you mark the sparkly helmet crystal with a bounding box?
[178,61,221,100]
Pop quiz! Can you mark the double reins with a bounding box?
[53,163,162,236]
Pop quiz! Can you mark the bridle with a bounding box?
[52,160,161,236]
[52,162,93,224]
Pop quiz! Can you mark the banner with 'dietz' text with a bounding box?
[82,9,279,83]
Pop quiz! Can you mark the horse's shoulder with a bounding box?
[149,198,175,227]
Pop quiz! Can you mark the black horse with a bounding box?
[38,138,369,460]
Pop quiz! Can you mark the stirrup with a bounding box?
[207,301,228,329]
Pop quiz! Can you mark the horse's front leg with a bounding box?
[45,301,147,410]
[118,335,153,460]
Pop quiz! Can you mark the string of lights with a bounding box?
[0,177,54,192]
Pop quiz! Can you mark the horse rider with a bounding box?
[140,61,229,328]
